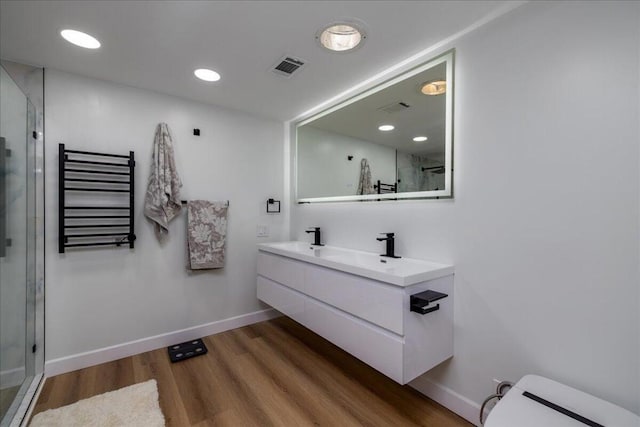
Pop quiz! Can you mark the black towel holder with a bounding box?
[58,143,136,253]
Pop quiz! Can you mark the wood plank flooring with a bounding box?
[32,317,471,426]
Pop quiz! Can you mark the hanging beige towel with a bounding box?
[144,123,182,241]
[187,200,228,269]
[357,158,373,195]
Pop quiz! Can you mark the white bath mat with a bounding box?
[30,379,165,427]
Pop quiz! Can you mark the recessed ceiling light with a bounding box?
[194,68,221,82]
[378,125,394,131]
[317,23,366,52]
[421,80,446,96]
[413,136,428,142]
[60,29,101,49]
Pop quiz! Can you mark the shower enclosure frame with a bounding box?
[0,60,45,427]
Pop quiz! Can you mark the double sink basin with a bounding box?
[257,241,453,286]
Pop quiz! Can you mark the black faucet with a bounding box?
[305,227,324,246]
[377,233,401,258]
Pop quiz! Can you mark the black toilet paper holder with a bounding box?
[410,289,448,315]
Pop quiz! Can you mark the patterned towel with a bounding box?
[187,200,228,269]
[144,123,182,241]
[357,158,373,195]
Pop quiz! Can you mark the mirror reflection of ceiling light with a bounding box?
[60,29,101,49]
[413,136,428,142]
[317,23,366,52]
[378,125,395,131]
[421,80,446,95]
[194,68,221,82]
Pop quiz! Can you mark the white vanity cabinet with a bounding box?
[256,242,454,385]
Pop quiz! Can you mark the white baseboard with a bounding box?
[45,308,281,377]
[410,376,481,426]
[1,366,26,388]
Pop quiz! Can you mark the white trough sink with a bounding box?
[257,241,453,286]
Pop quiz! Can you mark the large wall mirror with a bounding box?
[296,50,454,203]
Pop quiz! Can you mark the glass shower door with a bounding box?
[0,64,37,425]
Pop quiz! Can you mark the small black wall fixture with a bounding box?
[266,198,281,213]
[193,129,200,136]
[347,155,353,161]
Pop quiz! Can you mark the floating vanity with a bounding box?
[256,241,454,384]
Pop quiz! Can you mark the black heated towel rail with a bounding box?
[374,180,397,194]
[58,143,136,253]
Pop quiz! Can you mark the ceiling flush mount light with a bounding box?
[413,136,428,142]
[317,22,366,52]
[60,29,101,49]
[378,125,394,132]
[421,80,447,95]
[194,68,221,82]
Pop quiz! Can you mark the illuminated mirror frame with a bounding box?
[295,50,454,203]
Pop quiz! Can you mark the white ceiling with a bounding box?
[0,1,508,121]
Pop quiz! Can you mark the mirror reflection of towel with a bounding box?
[187,200,228,270]
[357,158,373,195]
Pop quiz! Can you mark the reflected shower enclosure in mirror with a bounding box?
[296,50,453,202]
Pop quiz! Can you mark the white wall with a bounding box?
[297,126,396,198]
[45,70,285,362]
[291,1,640,415]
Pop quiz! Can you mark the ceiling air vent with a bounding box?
[272,55,306,78]
[378,101,411,114]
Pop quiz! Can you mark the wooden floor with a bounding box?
[33,317,470,426]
